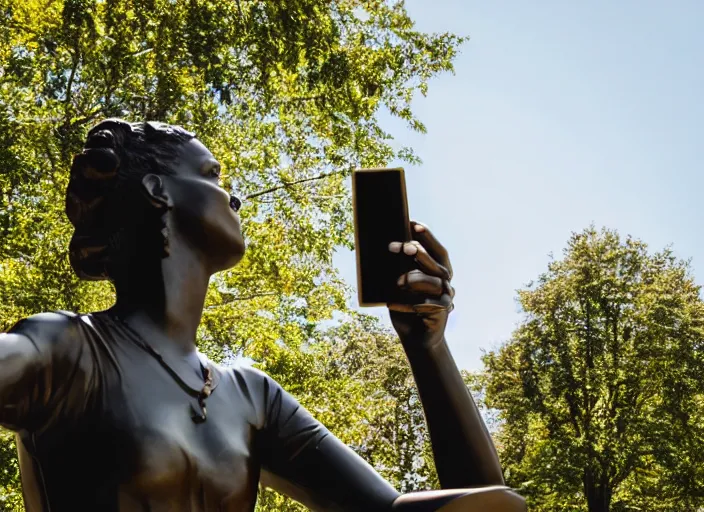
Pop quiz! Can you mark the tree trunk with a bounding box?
[584,471,612,512]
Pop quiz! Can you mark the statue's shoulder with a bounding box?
[226,361,279,397]
[8,310,82,345]
[228,361,272,385]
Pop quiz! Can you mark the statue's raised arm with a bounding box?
[381,222,525,510]
[386,221,504,489]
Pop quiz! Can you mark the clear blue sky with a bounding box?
[333,0,704,371]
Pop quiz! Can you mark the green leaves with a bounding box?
[482,226,704,511]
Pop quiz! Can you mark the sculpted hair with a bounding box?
[65,119,195,281]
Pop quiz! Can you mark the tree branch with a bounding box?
[44,139,58,178]
[19,117,62,125]
[69,105,107,129]
[236,0,245,21]
[246,169,349,200]
[311,194,346,200]
[65,53,80,108]
[60,45,82,160]
[545,309,583,438]
[206,291,279,310]
[275,94,325,106]
[128,48,153,58]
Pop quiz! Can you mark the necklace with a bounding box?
[110,313,214,424]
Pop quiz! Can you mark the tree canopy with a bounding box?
[478,227,704,512]
[0,0,464,509]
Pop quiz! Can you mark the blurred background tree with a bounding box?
[475,227,704,512]
[0,0,464,509]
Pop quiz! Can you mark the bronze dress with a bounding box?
[1,311,402,511]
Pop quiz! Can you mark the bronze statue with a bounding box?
[0,119,525,511]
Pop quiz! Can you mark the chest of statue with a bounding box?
[20,336,263,512]
[110,341,263,509]
[122,373,258,502]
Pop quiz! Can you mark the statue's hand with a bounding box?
[387,221,455,348]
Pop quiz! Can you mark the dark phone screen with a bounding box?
[353,169,415,306]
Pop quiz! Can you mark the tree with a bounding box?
[0,0,464,509]
[480,227,704,512]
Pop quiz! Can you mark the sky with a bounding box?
[332,0,704,371]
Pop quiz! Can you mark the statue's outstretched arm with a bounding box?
[0,329,44,431]
[0,312,88,431]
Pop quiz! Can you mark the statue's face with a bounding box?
[163,138,245,272]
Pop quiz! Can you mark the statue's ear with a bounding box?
[141,174,173,210]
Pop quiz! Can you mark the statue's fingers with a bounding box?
[389,241,450,280]
[410,221,453,280]
[398,269,444,297]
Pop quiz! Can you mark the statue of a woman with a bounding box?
[0,119,524,511]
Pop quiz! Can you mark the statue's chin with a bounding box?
[214,244,246,273]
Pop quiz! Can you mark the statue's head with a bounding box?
[66,119,245,283]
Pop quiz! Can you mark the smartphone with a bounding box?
[352,168,416,307]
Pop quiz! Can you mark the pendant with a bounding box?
[191,404,207,424]
[191,367,213,424]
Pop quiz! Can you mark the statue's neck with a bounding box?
[112,243,210,354]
